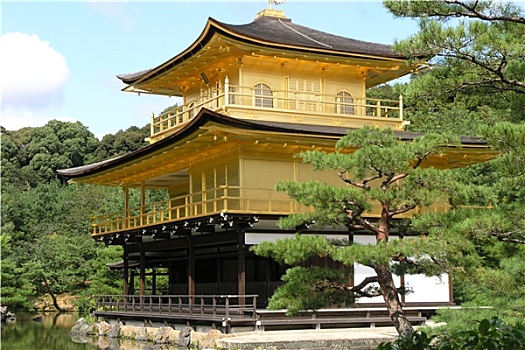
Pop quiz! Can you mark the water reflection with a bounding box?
[1,313,187,350]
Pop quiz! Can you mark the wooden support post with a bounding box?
[348,232,355,287]
[399,234,406,305]
[217,257,222,294]
[266,258,272,307]
[124,183,129,229]
[152,268,157,295]
[188,238,195,306]
[238,227,246,308]
[140,181,146,226]
[129,270,135,295]
[123,246,129,295]
[140,247,146,310]
[168,261,176,294]
[448,273,454,305]
[224,76,229,107]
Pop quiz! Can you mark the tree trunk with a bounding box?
[42,275,66,313]
[374,263,413,338]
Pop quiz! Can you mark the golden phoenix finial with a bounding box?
[268,0,286,10]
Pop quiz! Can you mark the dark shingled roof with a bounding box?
[118,12,414,85]
[58,108,489,178]
[215,15,403,58]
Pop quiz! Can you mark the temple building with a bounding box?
[58,6,496,330]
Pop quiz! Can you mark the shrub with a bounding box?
[377,317,525,350]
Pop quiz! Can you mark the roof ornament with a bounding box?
[268,0,286,9]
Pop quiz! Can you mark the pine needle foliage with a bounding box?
[253,126,463,337]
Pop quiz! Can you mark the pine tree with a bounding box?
[253,127,463,337]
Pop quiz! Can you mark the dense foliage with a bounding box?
[254,0,525,339]
[0,121,149,310]
[0,5,523,346]
[378,317,525,350]
[253,128,469,337]
[382,0,525,335]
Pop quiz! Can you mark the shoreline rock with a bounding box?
[70,318,225,349]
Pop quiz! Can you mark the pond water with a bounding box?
[0,313,185,350]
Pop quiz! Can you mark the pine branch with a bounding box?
[315,276,383,298]
[442,0,525,24]
[490,231,525,244]
[436,51,525,94]
[389,204,417,217]
[338,171,370,189]
[388,173,409,185]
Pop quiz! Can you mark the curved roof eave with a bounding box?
[118,16,423,87]
[58,108,491,179]
[117,18,217,86]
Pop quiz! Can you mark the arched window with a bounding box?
[254,83,273,108]
[335,91,354,114]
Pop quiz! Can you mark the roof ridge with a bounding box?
[277,18,333,49]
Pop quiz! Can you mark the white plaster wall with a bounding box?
[354,235,450,304]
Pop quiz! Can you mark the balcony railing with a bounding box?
[150,78,404,138]
[91,185,487,236]
[91,186,306,236]
[94,294,258,320]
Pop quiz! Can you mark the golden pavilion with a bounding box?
[58,6,495,331]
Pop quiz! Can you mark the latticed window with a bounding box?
[188,102,195,119]
[254,83,273,108]
[229,86,236,105]
[288,78,321,111]
[335,91,354,114]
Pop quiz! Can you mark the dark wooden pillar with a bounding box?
[398,234,406,305]
[123,246,129,295]
[130,270,135,295]
[168,261,176,294]
[348,232,355,287]
[448,274,454,304]
[266,258,272,307]
[188,240,195,300]
[237,228,246,306]
[152,268,157,295]
[217,257,222,294]
[140,248,146,296]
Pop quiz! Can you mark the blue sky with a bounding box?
[2,1,420,139]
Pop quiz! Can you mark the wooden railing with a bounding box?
[94,294,258,320]
[150,78,404,137]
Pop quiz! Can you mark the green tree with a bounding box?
[0,120,159,310]
[1,120,99,188]
[0,231,36,309]
[385,0,525,95]
[381,1,525,333]
[92,124,149,161]
[382,1,525,135]
[253,127,462,337]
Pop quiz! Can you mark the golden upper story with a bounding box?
[58,9,497,237]
[118,9,425,143]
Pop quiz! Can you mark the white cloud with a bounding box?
[0,32,71,130]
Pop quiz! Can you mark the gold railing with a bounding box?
[150,78,404,137]
[91,186,304,236]
[92,186,488,236]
